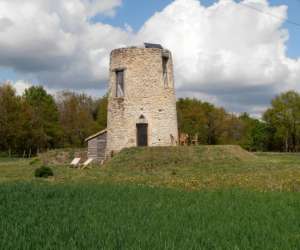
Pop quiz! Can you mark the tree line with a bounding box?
[177,91,300,152]
[0,83,107,156]
[1,82,300,156]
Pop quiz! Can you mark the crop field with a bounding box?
[1,183,300,249]
[0,146,300,249]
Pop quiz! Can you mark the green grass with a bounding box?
[1,146,300,249]
[0,183,300,249]
[1,146,300,191]
[103,146,300,191]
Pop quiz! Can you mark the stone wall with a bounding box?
[106,47,178,156]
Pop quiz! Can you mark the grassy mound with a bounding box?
[38,148,87,165]
[1,150,300,191]
[106,145,256,170]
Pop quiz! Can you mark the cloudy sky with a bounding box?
[0,0,300,116]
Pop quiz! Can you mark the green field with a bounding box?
[1,146,300,249]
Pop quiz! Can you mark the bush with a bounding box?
[34,166,54,178]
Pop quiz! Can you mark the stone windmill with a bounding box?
[86,43,178,161]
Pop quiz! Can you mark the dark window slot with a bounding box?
[116,70,124,97]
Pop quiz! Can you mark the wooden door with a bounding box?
[137,124,148,147]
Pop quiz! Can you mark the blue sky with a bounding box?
[266,0,300,59]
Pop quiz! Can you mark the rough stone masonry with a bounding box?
[86,43,179,160]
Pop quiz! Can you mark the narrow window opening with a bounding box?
[116,70,124,97]
[162,56,168,88]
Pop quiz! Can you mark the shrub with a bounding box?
[34,166,54,178]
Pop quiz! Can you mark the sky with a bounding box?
[0,0,300,116]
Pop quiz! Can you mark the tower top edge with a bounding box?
[110,43,170,55]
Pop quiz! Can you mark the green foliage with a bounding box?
[2,81,300,153]
[177,93,300,152]
[56,91,102,147]
[238,113,269,151]
[177,98,207,142]
[23,86,62,152]
[177,98,243,145]
[249,121,270,151]
[0,84,22,155]
[0,82,107,155]
[96,95,108,131]
[34,166,54,178]
[0,183,299,249]
[263,91,300,152]
[0,84,63,156]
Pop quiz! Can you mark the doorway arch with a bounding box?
[136,115,148,147]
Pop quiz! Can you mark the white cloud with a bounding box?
[82,0,122,17]
[14,80,33,95]
[0,0,130,90]
[136,0,300,114]
[0,0,300,115]
[2,80,32,95]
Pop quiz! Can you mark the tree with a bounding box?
[219,113,244,145]
[0,84,22,155]
[23,86,61,153]
[239,113,269,151]
[177,98,207,143]
[56,91,100,147]
[263,91,300,152]
[95,95,108,131]
[202,103,228,145]
[176,98,237,145]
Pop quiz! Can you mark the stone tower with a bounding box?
[105,44,178,156]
